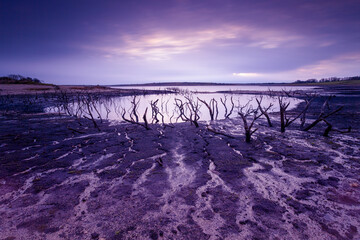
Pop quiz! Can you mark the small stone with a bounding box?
[91,232,99,239]
[149,230,158,240]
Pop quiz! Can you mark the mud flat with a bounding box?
[0,84,173,96]
[0,87,359,239]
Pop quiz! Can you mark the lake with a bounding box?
[111,84,317,93]
[48,87,304,123]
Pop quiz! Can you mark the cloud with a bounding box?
[264,52,360,81]
[291,53,360,78]
[102,27,238,60]
[97,24,304,61]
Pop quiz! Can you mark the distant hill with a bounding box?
[0,75,43,84]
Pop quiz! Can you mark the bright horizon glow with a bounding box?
[232,73,262,77]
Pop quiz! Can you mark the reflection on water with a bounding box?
[48,92,302,123]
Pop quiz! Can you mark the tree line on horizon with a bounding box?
[0,74,42,84]
[293,76,360,84]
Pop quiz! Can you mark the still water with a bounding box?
[112,84,317,93]
[50,91,302,123]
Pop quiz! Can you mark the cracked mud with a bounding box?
[1,94,360,240]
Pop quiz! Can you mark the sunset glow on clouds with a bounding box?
[106,29,237,60]
[98,25,304,61]
[0,0,359,84]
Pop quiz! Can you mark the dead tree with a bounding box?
[91,96,103,123]
[120,96,150,130]
[81,94,101,131]
[255,96,273,127]
[130,96,140,123]
[237,101,263,143]
[150,99,165,124]
[299,92,317,129]
[197,97,218,121]
[174,96,201,127]
[174,98,188,122]
[58,90,73,116]
[278,95,291,132]
[52,90,85,127]
[73,93,85,120]
[121,107,151,130]
[277,90,312,133]
[166,109,176,128]
[302,96,349,136]
[150,99,160,124]
[150,99,174,128]
[184,95,201,127]
[220,95,234,119]
[142,107,150,130]
[103,99,112,119]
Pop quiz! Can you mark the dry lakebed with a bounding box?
[0,85,359,240]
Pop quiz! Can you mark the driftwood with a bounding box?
[67,126,85,134]
[206,125,235,139]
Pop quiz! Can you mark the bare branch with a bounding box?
[256,96,273,127]
[198,97,217,121]
[238,100,263,143]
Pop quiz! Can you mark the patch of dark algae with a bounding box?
[0,106,359,239]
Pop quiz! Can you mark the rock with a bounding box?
[91,232,99,239]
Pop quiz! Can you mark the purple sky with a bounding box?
[1,0,360,84]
